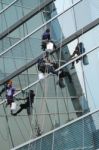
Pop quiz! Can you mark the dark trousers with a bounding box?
[46,65,58,75]
[72,57,81,68]
[14,103,32,115]
[59,71,72,83]
[6,96,14,106]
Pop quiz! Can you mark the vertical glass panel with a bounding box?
[0,13,6,32]
[0,115,10,150]
[74,0,99,30]
[54,0,72,14]
[67,25,99,111]
[54,8,76,40]
[81,48,99,110]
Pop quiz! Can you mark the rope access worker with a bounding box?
[38,56,58,75]
[59,69,72,82]
[41,28,51,51]
[70,42,86,69]
[13,90,35,116]
[54,63,72,88]
[41,28,56,51]
[38,58,46,74]
[0,80,16,114]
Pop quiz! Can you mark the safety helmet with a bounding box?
[46,28,50,33]
[7,80,12,85]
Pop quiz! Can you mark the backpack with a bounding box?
[78,42,85,54]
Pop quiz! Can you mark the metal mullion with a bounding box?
[39,80,55,129]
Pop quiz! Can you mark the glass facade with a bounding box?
[0,0,99,149]
[12,109,99,150]
[0,0,16,11]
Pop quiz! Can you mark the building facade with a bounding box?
[0,0,99,149]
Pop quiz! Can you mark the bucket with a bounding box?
[46,42,54,51]
[38,72,45,80]
[11,102,16,110]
